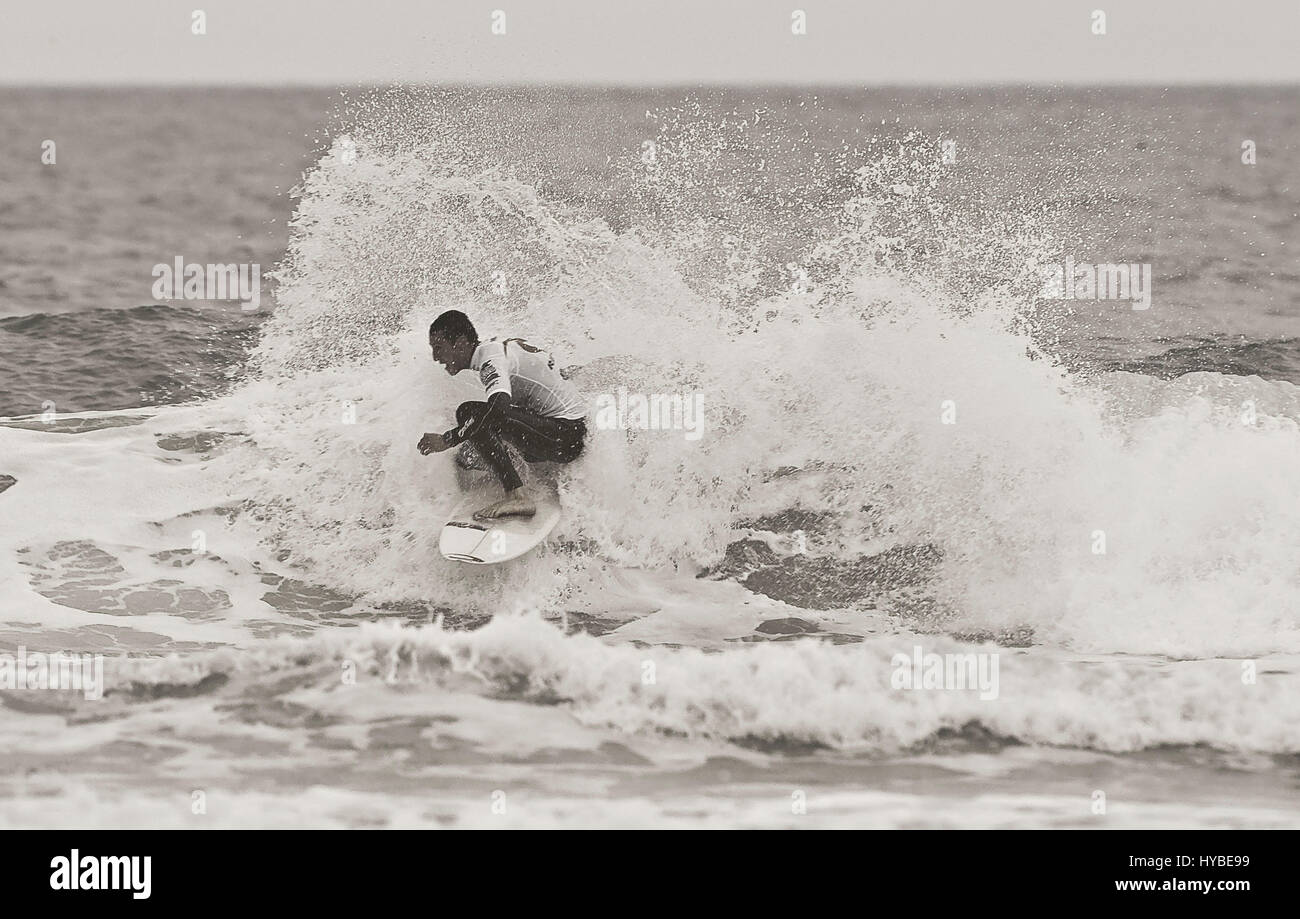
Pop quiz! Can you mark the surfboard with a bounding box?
[438,486,562,564]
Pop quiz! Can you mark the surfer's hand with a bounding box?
[418,432,451,455]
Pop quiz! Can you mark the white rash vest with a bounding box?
[469,337,587,421]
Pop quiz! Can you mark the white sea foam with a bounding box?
[91,615,1300,756]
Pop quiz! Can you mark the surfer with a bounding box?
[419,310,587,519]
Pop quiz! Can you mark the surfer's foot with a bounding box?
[473,486,537,520]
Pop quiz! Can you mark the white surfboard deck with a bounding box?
[439,486,562,564]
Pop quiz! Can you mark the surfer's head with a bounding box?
[428,310,479,375]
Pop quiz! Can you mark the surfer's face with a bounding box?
[429,333,469,375]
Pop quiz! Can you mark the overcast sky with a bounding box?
[3,0,1298,85]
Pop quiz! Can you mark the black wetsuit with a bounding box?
[445,394,586,491]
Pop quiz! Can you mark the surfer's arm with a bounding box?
[442,390,511,447]
[442,352,514,446]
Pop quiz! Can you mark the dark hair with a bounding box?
[428,310,478,344]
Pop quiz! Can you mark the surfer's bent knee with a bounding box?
[454,401,494,439]
[454,401,488,425]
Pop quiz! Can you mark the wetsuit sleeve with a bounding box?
[443,391,511,447]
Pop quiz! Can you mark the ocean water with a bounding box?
[1,86,1298,828]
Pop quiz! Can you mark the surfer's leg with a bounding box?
[456,402,587,519]
[454,401,525,492]
[494,406,587,464]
